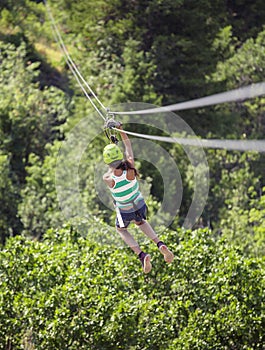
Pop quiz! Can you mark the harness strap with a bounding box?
[115,207,125,228]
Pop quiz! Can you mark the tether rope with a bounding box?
[111,82,265,115]
[43,0,107,121]
[114,128,265,153]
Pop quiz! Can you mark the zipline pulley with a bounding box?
[104,112,121,144]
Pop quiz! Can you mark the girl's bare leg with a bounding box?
[135,220,159,243]
[116,227,141,254]
[116,227,152,273]
[136,220,174,263]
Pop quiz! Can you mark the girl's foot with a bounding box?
[158,243,174,263]
[139,252,152,274]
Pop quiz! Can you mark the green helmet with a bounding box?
[103,144,123,164]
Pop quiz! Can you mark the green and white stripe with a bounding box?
[110,171,143,208]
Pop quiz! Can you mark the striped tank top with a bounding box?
[110,170,144,209]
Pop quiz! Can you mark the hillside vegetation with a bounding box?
[1,227,264,349]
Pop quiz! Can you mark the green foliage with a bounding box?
[50,0,229,104]
[0,0,28,26]
[220,186,265,257]
[204,149,261,229]
[0,40,70,241]
[226,0,265,41]
[18,134,108,238]
[210,28,265,138]
[110,39,160,105]
[0,226,264,349]
[0,152,22,244]
[212,29,265,87]
[18,142,63,238]
[0,40,69,181]
[212,25,236,59]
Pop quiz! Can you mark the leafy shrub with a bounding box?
[0,225,264,349]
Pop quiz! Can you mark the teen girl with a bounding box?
[103,124,174,273]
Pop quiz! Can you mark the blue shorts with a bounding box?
[116,202,147,228]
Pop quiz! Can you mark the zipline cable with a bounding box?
[43,0,265,153]
[114,128,265,153]
[43,0,107,121]
[111,82,265,115]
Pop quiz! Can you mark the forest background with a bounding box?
[0,0,265,349]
